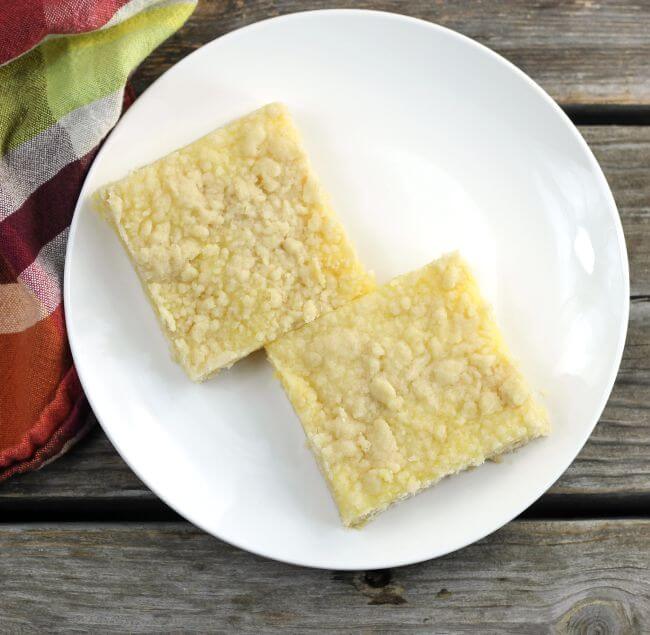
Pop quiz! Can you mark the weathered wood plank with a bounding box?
[553,299,649,497]
[583,127,650,297]
[2,125,647,505]
[131,0,650,106]
[0,410,149,503]
[0,520,647,632]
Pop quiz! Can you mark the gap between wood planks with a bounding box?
[1,493,650,523]
[563,105,650,125]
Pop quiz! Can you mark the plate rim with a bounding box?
[64,8,630,570]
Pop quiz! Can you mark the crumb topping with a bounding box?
[97,103,374,380]
[267,253,549,526]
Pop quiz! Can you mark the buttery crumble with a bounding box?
[266,253,550,526]
[96,103,374,380]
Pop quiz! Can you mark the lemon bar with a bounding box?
[96,103,374,381]
[267,253,550,526]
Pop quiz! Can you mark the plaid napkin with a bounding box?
[0,0,196,481]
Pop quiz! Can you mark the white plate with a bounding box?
[65,10,629,569]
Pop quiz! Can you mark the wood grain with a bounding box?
[0,520,648,632]
[1,125,647,507]
[130,0,650,106]
[584,126,650,297]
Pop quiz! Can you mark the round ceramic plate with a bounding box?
[65,10,629,569]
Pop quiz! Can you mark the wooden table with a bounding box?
[3,2,649,632]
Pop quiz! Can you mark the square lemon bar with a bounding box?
[267,253,550,526]
[96,104,374,381]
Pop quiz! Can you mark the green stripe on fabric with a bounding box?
[0,2,195,155]
[0,50,48,155]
